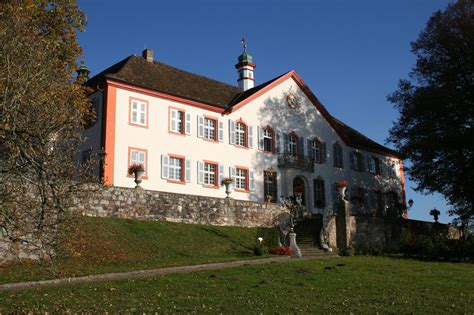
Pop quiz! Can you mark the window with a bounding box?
[333,143,343,168]
[350,151,364,171]
[169,157,183,181]
[129,148,147,177]
[204,162,217,186]
[130,99,147,127]
[309,139,323,163]
[388,162,397,177]
[169,108,185,134]
[264,170,278,203]
[371,190,384,217]
[204,118,217,141]
[369,156,381,175]
[313,178,325,208]
[263,127,274,153]
[289,133,298,157]
[235,122,247,147]
[351,186,365,207]
[235,168,248,190]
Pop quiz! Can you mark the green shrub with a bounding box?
[339,246,354,256]
[253,244,264,256]
[399,231,474,261]
[256,227,280,249]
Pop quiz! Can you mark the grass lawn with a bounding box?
[1,256,473,313]
[0,216,278,284]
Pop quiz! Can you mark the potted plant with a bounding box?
[128,163,145,188]
[221,177,234,198]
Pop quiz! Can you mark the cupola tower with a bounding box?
[235,37,255,91]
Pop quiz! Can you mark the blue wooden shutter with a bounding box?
[229,119,235,145]
[161,155,169,179]
[257,126,263,150]
[284,133,289,154]
[229,166,236,182]
[185,159,191,182]
[218,164,224,186]
[198,115,204,138]
[276,131,281,154]
[185,113,192,135]
[299,137,304,157]
[170,109,177,132]
[249,171,255,191]
[197,161,204,184]
[218,120,224,142]
[322,142,327,163]
[248,125,253,148]
[349,152,356,170]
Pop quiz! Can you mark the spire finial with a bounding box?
[241,36,247,53]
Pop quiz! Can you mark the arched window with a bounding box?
[333,142,343,168]
[289,133,298,157]
[235,122,247,147]
[263,126,274,153]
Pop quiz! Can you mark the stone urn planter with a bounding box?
[128,164,145,189]
[335,181,348,202]
[221,177,234,198]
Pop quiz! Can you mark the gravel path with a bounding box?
[0,254,335,292]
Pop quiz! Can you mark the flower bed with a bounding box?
[269,246,293,255]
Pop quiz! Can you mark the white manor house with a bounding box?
[80,47,407,218]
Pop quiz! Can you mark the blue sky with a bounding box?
[78,0,454,223]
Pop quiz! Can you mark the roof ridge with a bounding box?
[143,56,242,92]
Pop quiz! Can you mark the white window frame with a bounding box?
[235,122,246,147]
[203,118,217,141]
[129,148,147,175]
[204,162,217,186]
[169,157,183,181]
[131,99,147,126]
[289,134,298,157]
[235,168,248,190]
[263,128,273,152]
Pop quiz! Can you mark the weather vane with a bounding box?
[241,36,247,53]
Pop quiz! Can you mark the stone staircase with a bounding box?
[294,217,334,257]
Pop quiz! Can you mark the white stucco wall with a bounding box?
[93,76,404,216]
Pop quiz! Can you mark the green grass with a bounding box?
[0,217,278,284]
[1,256,473,313]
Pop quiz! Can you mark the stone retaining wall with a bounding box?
[76,185,286,228]
[327,215,460,250]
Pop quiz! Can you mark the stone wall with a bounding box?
[327,215,460,250]
[76,185,286,228]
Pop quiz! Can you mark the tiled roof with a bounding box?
[87,55,401,158]
[88,55,242,109]
[329,117,401,158]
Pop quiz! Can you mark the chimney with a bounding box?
[142,48,153,62]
